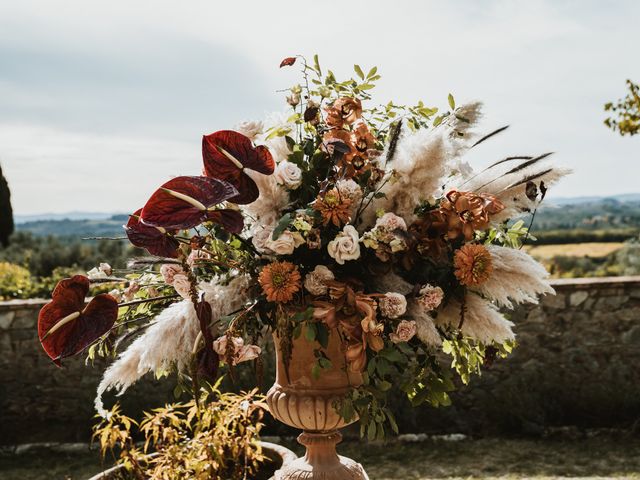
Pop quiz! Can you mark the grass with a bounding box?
[524,242,624,259]
[2,435,639,480]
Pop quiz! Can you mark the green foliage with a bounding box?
[0,262,82,300]
[0,262,31,300]
[0,231,138,278]
[93,387,267,480]
[604,79,640,136]
[544,237,640,278]
[535,228,639,245]
[0,164,13,247]
[481,220,533,248]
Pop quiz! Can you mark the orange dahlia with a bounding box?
[453,243,493,286]
[258,261,301,303]
[313,188,352,226]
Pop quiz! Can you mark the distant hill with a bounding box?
[13,194,640,240]
[14,212,128,224]
[547,193,640,206]
[16,214,128,237]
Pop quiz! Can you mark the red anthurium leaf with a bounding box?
[280,56,297,68]
[38,275,118,366]
[202,130,275,204]
[205,208,244,234]
[125,208,180,258]
[140,176,240,230]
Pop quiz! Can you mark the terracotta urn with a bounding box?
[266,327,369,479]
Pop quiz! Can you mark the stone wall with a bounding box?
[1,277,639,444]
[0,299,175,445]
[409,276,640,435]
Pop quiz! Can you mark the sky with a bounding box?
[1,0,638,215]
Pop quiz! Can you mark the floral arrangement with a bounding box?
[37,56,568,439]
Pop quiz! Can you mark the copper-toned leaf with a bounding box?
[202,130,275,204]
[38,275,118,366]
[280,57,297,68]
[140,176,240,230]
[125,208,180,258]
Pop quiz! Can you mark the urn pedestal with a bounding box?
[266,329,369,480]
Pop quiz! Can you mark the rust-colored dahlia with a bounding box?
[313,188,352,226]
[322,129,356,162]
[352,121,376,154]
[325,96,362,128]
[258,261,301,303]
[441,190,505,240]
[406,209,449,263]
[453,243,493,286]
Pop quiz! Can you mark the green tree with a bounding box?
[604,79,640,136]
[0,163,14,247]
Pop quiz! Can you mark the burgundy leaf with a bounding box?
[205,208,244,234]
[195,298,219,382]
[280,57,297,68]
[202,130,275,204]
[125,208,180,258]
[38,275,118,366]
[140,176,240,230]
[304,106,319,122]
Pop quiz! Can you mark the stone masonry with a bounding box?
[1,277,639,444]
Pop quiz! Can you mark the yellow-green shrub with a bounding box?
[0,262,33,300]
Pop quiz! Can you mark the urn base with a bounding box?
[274,431,368,480]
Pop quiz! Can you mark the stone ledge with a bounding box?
[550,276,640,289]
[0,299,48,312]
[1,277,639,311]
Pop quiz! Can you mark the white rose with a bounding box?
[252,226,276,254]
[234,120,264,140]
[304,265,335,296]
[99,263,112,276]
[274,161,303,190]
[87,267,107,280]
[266,230,302,255]
[336,179,363,204]
[265,136,292,163]
[327,225,361,265]
[108,289,123,303]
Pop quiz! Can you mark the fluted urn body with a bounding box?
[266,327,369,479]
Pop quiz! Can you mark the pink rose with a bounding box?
[172,274,192,300]
[389,320,417,343]
[160,264,184,284]
[375,212,407,232]
[416,284,444,312]
[187,250,211,267]
[213,335,261,365]
[378,292,407,319]
[123,281,140,302]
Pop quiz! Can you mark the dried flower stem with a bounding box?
[118,294,180,308]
